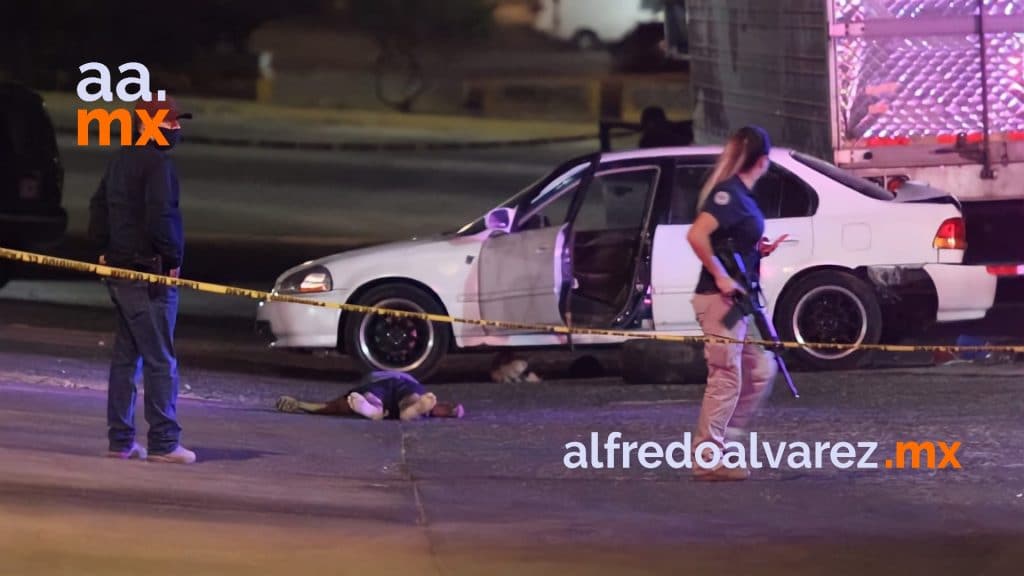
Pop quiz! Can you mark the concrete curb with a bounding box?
[55,125,603,152]
[0,371,218,402]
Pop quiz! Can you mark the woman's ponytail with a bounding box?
[697,135,745,211]
[696,125,772,211]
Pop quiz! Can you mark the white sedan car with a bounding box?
[256,147,997,379]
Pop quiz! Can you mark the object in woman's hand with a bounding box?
[759,234,789,256]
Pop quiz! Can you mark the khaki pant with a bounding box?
[691,292,777,451]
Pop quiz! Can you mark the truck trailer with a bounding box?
[664,0,1024,265]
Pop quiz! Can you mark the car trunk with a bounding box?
[891,183,1024,265]
[890,183,962,208]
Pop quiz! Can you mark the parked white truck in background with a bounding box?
[534,0,664,49]
[663,0,1024,266]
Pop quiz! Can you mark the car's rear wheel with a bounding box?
[775,270,882,370]
[342,284,451,381]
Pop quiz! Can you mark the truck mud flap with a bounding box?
[962,199,1024,265]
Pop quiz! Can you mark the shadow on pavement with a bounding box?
[190,446,285,462]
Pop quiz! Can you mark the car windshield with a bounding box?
[518,161,590,219]
[452,178,543,236]
[454,156,593,236]
[791,151,893,202]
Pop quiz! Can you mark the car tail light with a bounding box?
[986,264,1024,277]
[933,217,966,250]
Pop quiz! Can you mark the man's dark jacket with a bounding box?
[639,121,694,149]
[88,145,183,271]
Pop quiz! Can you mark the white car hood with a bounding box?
[274,233,479,291]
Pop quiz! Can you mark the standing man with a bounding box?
[88,96,195,464]
[638,106,693,149]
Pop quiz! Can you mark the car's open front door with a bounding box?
[478,223,570,333]
[477,156,598,335]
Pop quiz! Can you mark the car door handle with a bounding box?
[536,246,549,253]
[780,236,800,244]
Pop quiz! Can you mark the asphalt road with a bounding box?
[5,136,600,323]
[59,135,588,243]
[7,135,595,291]
[1,339,1022,575]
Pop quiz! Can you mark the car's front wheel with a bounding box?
[775,270,883,370]
[342,283,451,381]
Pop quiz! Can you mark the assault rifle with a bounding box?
[716,242,800,399]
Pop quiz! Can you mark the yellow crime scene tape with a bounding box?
[2,246,1023,355]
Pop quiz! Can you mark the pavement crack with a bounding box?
[399,424,445,576]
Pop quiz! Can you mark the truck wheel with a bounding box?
[572,30,602,51]
[775,270,882,370]
[342,284,451,381]
[620,339,707,384]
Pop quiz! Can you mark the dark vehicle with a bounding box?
[0,82,67,288]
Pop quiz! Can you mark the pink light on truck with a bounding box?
[986,264,1024,276]
[865,136,911,147]
[832,0,1023,145]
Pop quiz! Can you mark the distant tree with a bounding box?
[347,0,495,112]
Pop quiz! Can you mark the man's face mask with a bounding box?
[156,127,182,150]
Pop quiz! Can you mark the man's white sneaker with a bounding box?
[107,442,147,460]
[693,466,751,482]
[148,445,197,464]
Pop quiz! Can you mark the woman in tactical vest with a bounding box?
[685,125,784,481]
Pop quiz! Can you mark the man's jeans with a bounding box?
[106,280,182,455]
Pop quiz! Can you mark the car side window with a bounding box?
[753,165,817,219]
[573,167,659,233]
[670,162,715,224]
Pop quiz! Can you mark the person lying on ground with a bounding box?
[275,370,464,421]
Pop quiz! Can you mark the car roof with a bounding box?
[600,146,797,163]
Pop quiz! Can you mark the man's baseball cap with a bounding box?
[135,95,193,123]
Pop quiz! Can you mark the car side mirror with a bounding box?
[485,207,516,234]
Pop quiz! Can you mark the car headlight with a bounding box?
[277,266,333,294]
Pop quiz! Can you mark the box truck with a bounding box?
[663,0,1024,265]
